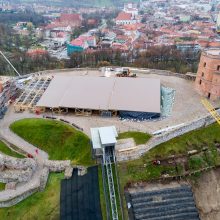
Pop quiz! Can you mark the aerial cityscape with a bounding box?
[0,0,220,220]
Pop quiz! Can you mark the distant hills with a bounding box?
[13,0,139,7]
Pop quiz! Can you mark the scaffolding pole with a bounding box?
[0,50,21,76]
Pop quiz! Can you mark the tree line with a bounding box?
[66,45,200,74]
[0,11,48,26]
[0,45,200,76]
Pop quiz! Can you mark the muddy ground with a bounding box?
[192,168,220,220]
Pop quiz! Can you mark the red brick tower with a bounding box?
[195,48,220,100]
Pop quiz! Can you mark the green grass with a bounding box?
[10,118,94,166]
[142,123,220,161]
[98,166,107,220]
[117,123,220,218]
[204,146,220,166]
[0,173,64,220]
[0,182,5,191]
[119,123,220,185]
[0,118,98,220]
[102,164,123,220]
[118,131,151,145]
[188,155,207,171]
[0,140,24,158]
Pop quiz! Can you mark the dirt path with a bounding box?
[0,106,48,161]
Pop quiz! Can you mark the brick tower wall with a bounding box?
[195,50,220,101]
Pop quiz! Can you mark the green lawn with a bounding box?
[10,118,94,166]
[0,118,101,220]
[118,131,151,145]
[0,182,5,191]
[0,173,63,220]
[0,140,24,158]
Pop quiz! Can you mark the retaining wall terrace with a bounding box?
[0,186,39,208]
[116,110,220,161]
[0,155,36,170]
[0,154,37,170]
[0,155,72,207]
[44,160,71,172]
[0,168,33,183]
[0,166,50,207]
[39,167,49,192]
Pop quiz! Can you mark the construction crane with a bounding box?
[201,98,220,126]
[0,50,21,77]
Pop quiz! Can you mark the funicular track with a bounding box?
[103,147,119,220]
[102,146,124,220]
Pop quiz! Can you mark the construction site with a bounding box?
[13,76,52,113]
[7,66,207,135]
[0,76,18,119]
[0,48,220,220]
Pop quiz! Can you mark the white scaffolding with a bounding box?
[14,76,52,112]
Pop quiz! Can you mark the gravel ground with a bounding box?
[37,69,214,136]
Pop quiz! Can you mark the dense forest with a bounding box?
[0,11,48,26]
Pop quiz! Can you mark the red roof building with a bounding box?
[116,12,137,25]
[27,49,48,58]
[45,13,82,31]
[58,14,82,27]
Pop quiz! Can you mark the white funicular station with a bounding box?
[91,126,119,220]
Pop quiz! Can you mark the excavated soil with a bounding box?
[192,168,220,220]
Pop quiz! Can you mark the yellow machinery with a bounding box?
[201,98,220,126]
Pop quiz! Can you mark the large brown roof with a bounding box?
[37,76,161,113]
[59,14,82,22]
[116,12,132,21]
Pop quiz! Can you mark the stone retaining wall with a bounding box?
[39,167,49,192]
[117,110,220,161]
[44,159,71,172]
[0,154,36,170]
[0,157,72,207]
[0,168,33,183]
[0,187,38,208]
[146,111,219,150]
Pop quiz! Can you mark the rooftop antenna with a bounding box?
[0,50,21,77]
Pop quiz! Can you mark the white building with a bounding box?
[116,12,138,25]
[123,3,139,17]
